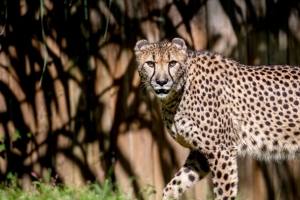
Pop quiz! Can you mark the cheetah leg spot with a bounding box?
[206,147,238,200]
[162,150,210,200]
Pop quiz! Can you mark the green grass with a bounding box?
[0,172,156,200]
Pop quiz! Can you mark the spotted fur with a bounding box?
[134,38,300,200]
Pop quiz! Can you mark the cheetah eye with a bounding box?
[146,61,155,68]
[169,60,177,67]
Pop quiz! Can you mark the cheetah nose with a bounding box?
[156,78,168,86]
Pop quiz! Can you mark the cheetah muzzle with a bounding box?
[134,38,300,200]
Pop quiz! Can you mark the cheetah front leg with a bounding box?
[206,147,238,200]
[162,150,210,200]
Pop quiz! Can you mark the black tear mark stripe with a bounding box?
[149,51,156,84]
[167,49,174,82]
[150,63,156,84]
[168,64,175,82]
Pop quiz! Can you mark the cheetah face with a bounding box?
[134,38,187,100]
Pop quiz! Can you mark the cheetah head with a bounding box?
[134,38,187,100]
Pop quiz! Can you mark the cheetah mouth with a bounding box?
[155,89,170,95]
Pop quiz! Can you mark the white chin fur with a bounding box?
[156,93,169,99]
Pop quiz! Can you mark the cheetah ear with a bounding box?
[135,39,149,51]
[172,38,186,49]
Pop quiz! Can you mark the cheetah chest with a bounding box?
[162,110,195,148]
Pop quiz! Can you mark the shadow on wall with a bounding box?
[0,0,300,199]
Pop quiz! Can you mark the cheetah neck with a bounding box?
[161,89,184,112]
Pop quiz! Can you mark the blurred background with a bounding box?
[0,0,300,199]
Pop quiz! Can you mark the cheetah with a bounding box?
[134,38,300,200]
